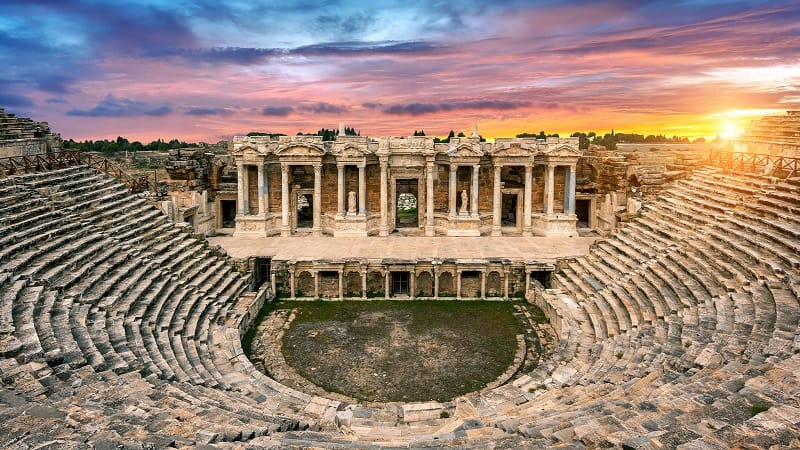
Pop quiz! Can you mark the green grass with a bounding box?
[751,403,770,416]
[272,300,522,402]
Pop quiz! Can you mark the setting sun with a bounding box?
[720,120,743,139]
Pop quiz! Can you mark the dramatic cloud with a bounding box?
[0,0,797,141]
[186,107,233,116]
[67,96,172,117]
[261,106,294,117]
[0,93,34,108]
[161,40,440,65]
[383,100,532,116]
[298,102,348,114]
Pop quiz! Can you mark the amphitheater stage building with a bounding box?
[209,235,597,299]
[229,125,582,238]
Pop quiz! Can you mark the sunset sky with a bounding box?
[1,0,798,142]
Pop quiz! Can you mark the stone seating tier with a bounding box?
[1,165,800,447]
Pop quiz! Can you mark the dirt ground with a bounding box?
[272,301,526,403]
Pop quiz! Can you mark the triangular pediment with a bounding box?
[492,142,537,157]
[275,143,326,157]
[336,144,371,158]
[446,143,483,157]
[545,144,582,157]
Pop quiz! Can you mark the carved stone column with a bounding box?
[456,269,462,300]
[361,269,367,300]
[289,267,296,299]
[257,163,266,215]
[433,265,440,299]
[567,164,577,214]
[313,270,320,299]
[503,266,509,299]
[358,163,366,215]
[545,163,555,215]
[384,271,390,299]
[471,164,480,218]
[425,161,435,236]
[236,162,245,215]
[523,164,533,236]
[448,164,457,218]
[379,158,389,236]
[280,163,290,236]
[338,270,343,300]
[480,270,486,299]
[337,163,345,217]
[492,165,502,236]
[262,164,269,214]
[409,271,416,300]
[312,164,322,236]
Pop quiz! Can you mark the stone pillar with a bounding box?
[449,164,457,218]
[567,164,577,214]
[425,162,435,236]
[314,270,319,299]
[338,270,343,300]
[545,163,555,215]
[361,269,367,300]
[379,158,389,236]
[384,271,390,299]
[523,164,533,236]
[313,164,322,236]
[257,163,266,215]
[270,272,276,296]
[492,165,502,236]
[337,164,345,216]
[433,266,440,299]
[480,271,486,299]
[280,163,290,236]
[410,271,416,300]
[503,268,509,299]
[289,268,296,299]
[456,270,462,300]
[561,165,569,214]
[358,163,366,215]
[242,163,250,214]
[525,271,531,295]
[236,162,245,215]
[471,164,480,218]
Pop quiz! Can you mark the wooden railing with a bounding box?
[0,150,153,193]
[706,150,800,178]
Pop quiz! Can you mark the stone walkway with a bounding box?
[207,235,598,261]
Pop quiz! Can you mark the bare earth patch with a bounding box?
[273,301,523,403]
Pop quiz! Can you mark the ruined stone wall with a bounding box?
[478,166,494,212]
[268,165,282,213]
[321,165,337,214]
[366,164,380,213]
[434,165,449,213]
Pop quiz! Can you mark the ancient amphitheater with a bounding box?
[1,114,800,448]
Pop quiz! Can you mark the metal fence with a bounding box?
[0,150,152,193]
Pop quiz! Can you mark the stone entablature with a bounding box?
[230,129,581,237]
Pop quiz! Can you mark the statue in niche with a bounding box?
[460,190,469,215]
[347,191,357,214]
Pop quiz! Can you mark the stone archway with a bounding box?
[345,272,362,297]
[367,271,385,297]
[296,271,314,297]
[416,271,433,297]
[486,271,502,297]
[438,272,455,297]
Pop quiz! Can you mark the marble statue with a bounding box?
[460,190,468,215]
[348,191,357,214]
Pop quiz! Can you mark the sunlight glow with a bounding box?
[719,120,743,140]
